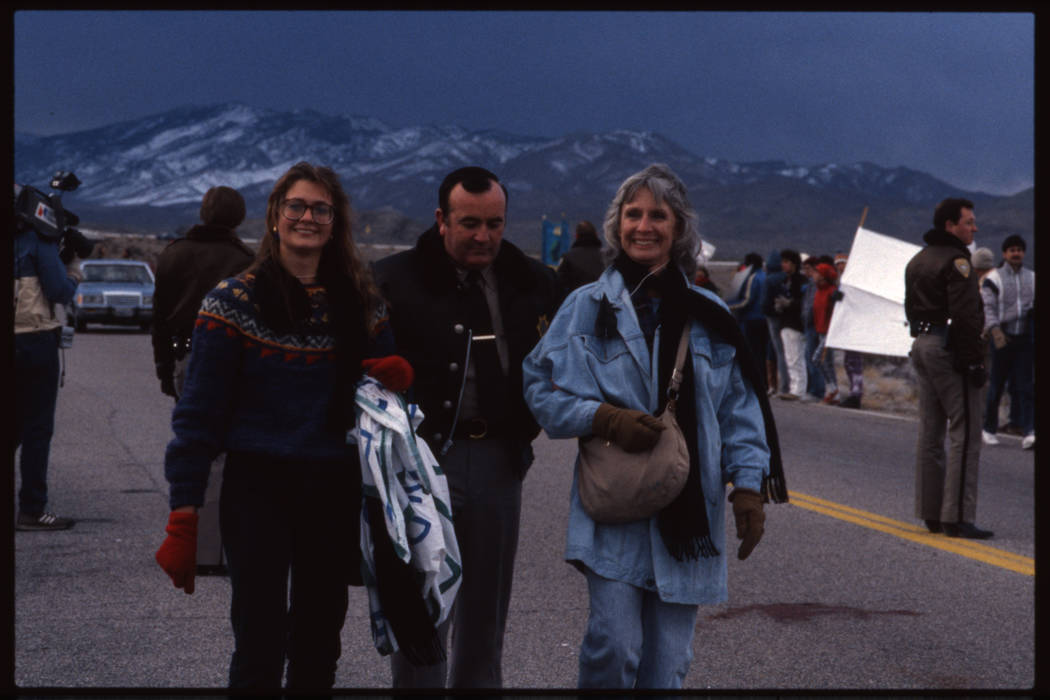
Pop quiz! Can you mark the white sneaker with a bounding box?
[1022,434,1035,450]
[981,430,1000,446]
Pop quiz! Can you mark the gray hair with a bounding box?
[602,163,700,277]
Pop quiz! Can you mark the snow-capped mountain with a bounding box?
[15,102,1029,257]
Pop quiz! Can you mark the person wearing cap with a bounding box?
[904,198,992,539]
[979,234,1035,449]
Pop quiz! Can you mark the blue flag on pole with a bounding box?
[541,217,560,266]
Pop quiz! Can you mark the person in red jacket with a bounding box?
[810,262,841,404]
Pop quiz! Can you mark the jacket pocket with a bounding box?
[579,334,633,364]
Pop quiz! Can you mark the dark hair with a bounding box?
[252,161,383,333]
[603,163,700,277]
[576,220,599,241]
[1001,234,1026,252]
[933,198,975,231]
[780,249,802,268]
[743,252,764,269]
[200,186,246,229]
[438,166,508,217]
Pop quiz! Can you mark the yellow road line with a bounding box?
[788,490,1034,576]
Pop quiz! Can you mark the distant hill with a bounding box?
[15,102,1033,260]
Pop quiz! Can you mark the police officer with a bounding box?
[373,166,561,688]
[904,197,992,539]
[13,214,82,530]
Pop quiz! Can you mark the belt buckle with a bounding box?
[467,418,488,439]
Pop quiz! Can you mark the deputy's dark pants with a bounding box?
[220,451,355,690]
[14,329,61,516]
[390,437,523,689]
[910,334,983,524]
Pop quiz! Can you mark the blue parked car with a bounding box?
[72,259,155,331]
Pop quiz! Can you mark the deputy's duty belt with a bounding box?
[910,321,948,337]
[453,417,492,440]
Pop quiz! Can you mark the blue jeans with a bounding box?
[15,330,61,515]
[766,317,789,393]
[578,568,699,689]
[804,326,826,397]
[984,332,1034,435]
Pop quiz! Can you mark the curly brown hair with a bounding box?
[251,161,384,332]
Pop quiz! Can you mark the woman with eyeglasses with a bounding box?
[155,162,413,690]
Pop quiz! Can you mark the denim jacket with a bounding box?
[523,267,770,604]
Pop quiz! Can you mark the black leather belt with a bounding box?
[911,321,948,337]
[453,418,494,440]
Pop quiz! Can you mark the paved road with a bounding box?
[11,330,1037,691]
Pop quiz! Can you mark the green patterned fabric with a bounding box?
[352,377,462,657]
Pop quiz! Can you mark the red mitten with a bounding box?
[362,355,414,392]
[155,510,198,594]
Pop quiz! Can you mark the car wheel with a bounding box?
[75,317,87,332]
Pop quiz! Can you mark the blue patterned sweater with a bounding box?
[164,271,394,509]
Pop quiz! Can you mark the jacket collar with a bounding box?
[923,228,971,254]
[186,223,240,242]
[413,223,539,295]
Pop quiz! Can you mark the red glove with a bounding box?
[362,355,414,392]
[155,511,198,594]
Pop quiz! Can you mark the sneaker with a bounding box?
[16,511,75,531]
[822,391,840,405]
[1022,434,1035,450]
[778,393,800,401]
[981,430,1000,446]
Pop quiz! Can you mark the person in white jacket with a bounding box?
[979,234,1035,449]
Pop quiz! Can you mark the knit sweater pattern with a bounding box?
[164,271,389,509]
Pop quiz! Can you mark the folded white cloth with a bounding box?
[349,376,462,657]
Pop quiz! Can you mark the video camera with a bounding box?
[15,170,96,263]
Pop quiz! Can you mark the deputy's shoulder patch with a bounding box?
[953,258,971,278]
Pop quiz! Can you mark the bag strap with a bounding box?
[666,324,691,402]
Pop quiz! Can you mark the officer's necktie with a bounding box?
[463,271,506,421]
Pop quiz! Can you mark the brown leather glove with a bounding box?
[592,402,665,453]
[729,488,765,560]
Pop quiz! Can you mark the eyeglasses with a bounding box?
[280,199,335,225]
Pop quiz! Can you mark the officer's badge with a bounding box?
[953,258,971,278]
[536,314,550,337]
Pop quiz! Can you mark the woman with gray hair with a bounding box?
[524,163,786,688]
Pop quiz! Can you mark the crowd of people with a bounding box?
[725,247,864,407]
[15,158,1031,692]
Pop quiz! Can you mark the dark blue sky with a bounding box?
[14,11,1033,195]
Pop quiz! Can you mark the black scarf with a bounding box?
[252,256,367,433]
[612,253,788,561]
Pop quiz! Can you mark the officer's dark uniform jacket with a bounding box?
[373,224,561,467]
[904,228,984,370]
[151,224,255,372]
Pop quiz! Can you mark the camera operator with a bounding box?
[13,209,83,531]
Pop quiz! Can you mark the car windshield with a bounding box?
[83,264,152,284]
